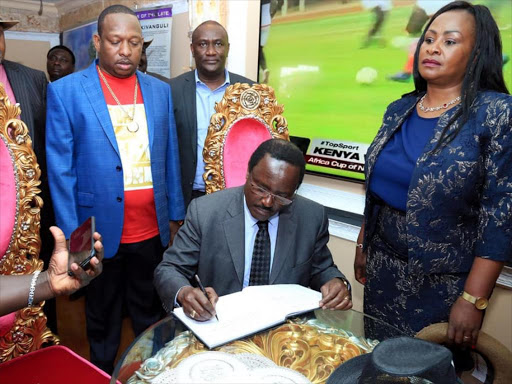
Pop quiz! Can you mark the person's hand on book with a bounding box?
[319,277,352,310]
[178,286,219,321]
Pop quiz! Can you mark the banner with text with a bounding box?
[136,6,173,79]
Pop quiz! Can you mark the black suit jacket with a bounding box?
[3,60,54,260]
[170,70,255,207]
[3,60,47,165]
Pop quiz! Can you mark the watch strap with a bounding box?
[341,277,352,295]
[461,291,477,304]
[461,291,488,310]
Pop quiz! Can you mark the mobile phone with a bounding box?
[67,217,96,276]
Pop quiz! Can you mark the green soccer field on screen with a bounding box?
[262,0,512,181]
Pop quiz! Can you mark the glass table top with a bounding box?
[111,309,404,384]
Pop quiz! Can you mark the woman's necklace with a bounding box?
[98,67,139,133]
[418,94,461,113]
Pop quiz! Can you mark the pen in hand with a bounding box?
[194,274,219,321]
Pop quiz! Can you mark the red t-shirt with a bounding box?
[98,67,160,243]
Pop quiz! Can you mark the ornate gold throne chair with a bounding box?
[0,84,58,362]
[203,83,289,193]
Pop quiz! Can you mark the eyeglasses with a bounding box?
[249,180,294,206]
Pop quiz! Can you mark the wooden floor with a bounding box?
[55,295,135,366]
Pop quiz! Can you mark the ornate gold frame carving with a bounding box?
[0,84,59,362]
[203,83,289,194]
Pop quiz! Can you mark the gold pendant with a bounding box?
[126,121,139,133]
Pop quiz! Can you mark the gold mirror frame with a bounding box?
[203,83,289,194]
[0,84,58,362]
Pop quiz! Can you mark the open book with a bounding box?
[173,284,322,349]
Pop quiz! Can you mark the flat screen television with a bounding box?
[258,0,512,181]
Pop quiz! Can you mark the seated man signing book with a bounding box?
[154,139,352,321]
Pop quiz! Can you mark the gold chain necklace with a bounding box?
[98,66,139,132]
[418,94,461,113]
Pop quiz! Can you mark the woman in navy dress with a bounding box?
[355,1,511,346]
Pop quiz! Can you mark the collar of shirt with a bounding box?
[192,69,231,191]
[194,69,230,89]
[243,195,279,288]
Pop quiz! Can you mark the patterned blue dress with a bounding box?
[362,91,512,337]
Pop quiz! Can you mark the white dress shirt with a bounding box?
[243,196,279,288]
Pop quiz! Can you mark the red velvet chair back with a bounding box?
[203,83,289,194]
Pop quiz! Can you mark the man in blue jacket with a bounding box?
[46,4,185,374]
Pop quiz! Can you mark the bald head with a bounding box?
[190,20,230,81]
[192,20,228,44]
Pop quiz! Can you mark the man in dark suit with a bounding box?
[155,139,352,321]
[170,20,254,207]
[0,18,57,332]
[46,5,184,373]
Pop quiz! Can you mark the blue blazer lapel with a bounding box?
[270,206,297,284]
[138,72,155,151]
[223,189,245,285]
[367,94,463,177]
[420,104,462,156]
[81,62,120,156]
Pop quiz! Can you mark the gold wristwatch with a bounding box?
[461,291,489,310]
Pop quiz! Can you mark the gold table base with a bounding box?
[127,318,378,384]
